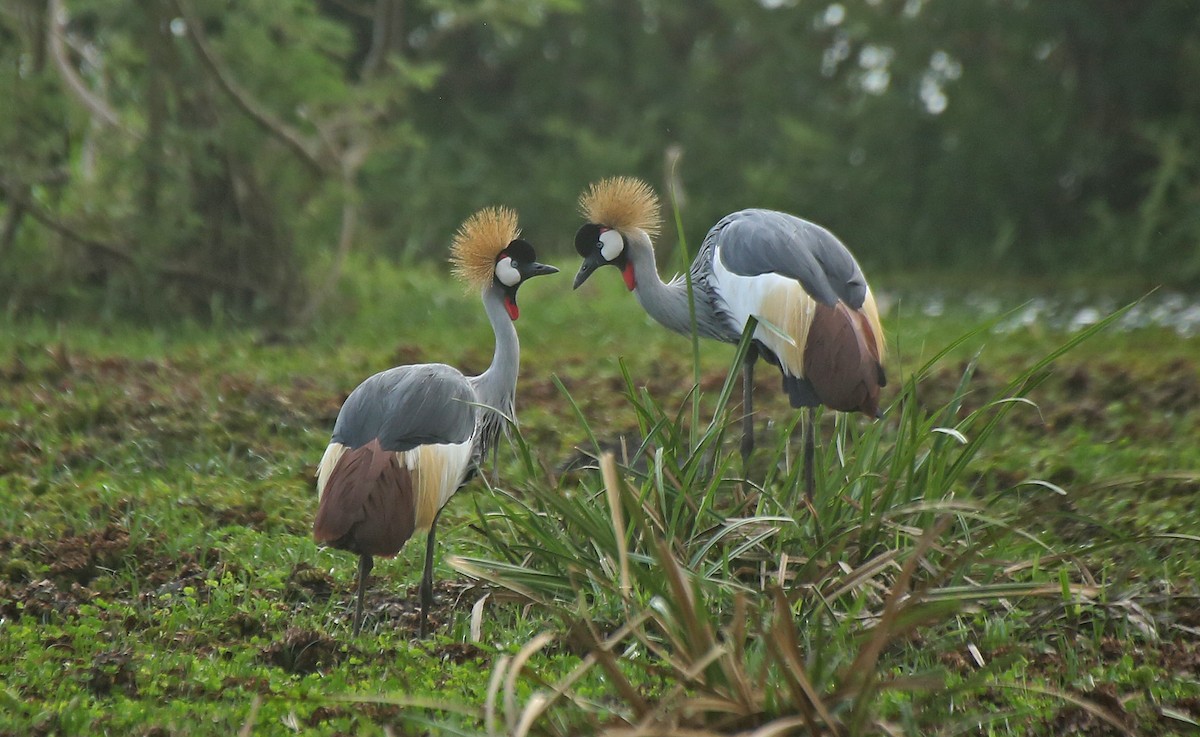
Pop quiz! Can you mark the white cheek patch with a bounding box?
[495,256,521,287]
[599,229,624,261]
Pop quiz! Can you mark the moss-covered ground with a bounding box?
[1,264,1198,735]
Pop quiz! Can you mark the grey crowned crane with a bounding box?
[572,177,885,500]
[313,207,557,635]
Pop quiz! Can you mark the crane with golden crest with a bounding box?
[313,207,557,635]
[572,177,885,500]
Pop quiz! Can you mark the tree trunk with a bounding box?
[361,0,405,80]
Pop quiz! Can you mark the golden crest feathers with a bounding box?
[450,206,521,289]
[578,176,662,237]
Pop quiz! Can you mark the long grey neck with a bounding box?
[469,284,519,413]
[627,230,727,340]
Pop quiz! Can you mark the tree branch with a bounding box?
[325,0,374,20]
[174,0,330,176]
[47,0,141,139]
[0,176,261,294]
[0,175,134,264]
[360,0,404,80]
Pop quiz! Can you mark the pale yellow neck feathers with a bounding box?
[579,176,662,238]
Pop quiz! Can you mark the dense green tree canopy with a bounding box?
[2,0,1198,321]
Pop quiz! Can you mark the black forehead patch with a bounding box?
[502,238,536,263]
[574,223,601,258]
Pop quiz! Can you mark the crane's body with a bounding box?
[316,364,478,557]
[314,208,555,635]
[573,178,885,498]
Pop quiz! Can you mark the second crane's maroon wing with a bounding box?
[801,302,885,417]
[707,209,886,417]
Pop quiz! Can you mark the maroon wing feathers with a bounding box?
[802,303,884,417]
[313,439,416,557]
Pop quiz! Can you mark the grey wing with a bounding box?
[331,364,477,451]
[710,209,868,308]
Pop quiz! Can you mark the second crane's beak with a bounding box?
[573,253,604,290]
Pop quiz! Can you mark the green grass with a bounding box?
[1,260,1198,735]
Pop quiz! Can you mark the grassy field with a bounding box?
[1,261,1198,736]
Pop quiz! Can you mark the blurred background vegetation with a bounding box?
[2,0,1199,323]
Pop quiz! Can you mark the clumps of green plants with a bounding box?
[428,306,1150,735]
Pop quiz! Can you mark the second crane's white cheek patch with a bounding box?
[599,229,624,261]
[495,256,521,287]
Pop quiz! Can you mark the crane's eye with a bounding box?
[598,229,624,261]
[495,256,521,286]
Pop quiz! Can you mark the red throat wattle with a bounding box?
[622,262,637,291]
[504,296,520,320]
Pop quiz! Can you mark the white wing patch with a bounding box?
[861,287,886,362]
[316,442,349,498]
[401,440,475,532]
[711,244,817,378]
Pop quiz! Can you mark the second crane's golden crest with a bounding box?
[579,176,662,237]
[450,206,521,290]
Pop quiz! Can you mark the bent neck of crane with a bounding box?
[626,232,727,341]
[470,285,521,413]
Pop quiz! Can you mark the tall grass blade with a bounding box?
[601,453,632,599]
[768,588,835,732]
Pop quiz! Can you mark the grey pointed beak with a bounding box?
[528,262,559,278]
[573,255,603,289]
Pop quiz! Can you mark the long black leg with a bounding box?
[418,511,441,638]
[740,345,759,467]
[803,407,816,502]
[353,554,373,635]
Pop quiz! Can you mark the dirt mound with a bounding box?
[263,627,343,674]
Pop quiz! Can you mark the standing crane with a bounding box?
[571,177,885,500]
[313,207,557,635]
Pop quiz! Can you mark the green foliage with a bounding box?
[3,2,1200,322]
[446,302,1160,734]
